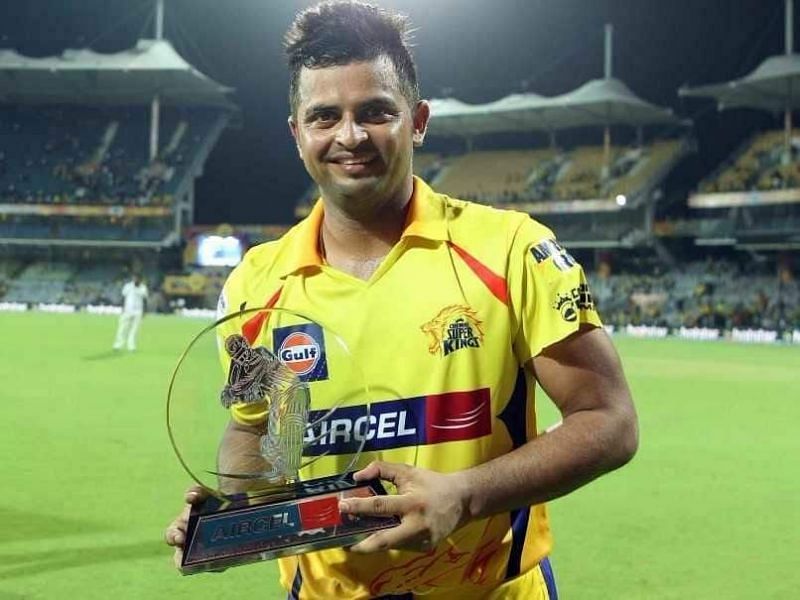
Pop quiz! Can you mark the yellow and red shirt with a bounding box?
[216,177,601,599]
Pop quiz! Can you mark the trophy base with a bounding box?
[180,472,399,575]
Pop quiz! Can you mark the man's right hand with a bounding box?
[164,485,208,569]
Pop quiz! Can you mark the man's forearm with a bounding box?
[217,420,268,494]
[459,404,638,520]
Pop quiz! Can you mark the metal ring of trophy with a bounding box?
[167,306,373,502]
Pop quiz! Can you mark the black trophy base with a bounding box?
[180,472,399,575]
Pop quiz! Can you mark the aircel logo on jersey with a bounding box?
[302,388,491,455]
[273,323,329,382]
[530,238,576,272]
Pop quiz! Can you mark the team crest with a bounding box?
[421,305,484,357]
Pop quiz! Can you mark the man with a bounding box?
[112,274,147,351]
[165,2,638,598]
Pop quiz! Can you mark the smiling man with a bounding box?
[165,2,638,599]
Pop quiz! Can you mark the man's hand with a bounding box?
[339,461,470,553]
[164,485,208,568]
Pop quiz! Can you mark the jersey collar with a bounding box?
[401,177,449,242]
[279,176,448,278]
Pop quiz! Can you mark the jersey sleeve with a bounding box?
[507,218,603,365]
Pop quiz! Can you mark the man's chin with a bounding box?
[329,174,384,197]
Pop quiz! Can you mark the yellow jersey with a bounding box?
[216,177,600,599]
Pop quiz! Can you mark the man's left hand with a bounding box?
[339,461,470,553]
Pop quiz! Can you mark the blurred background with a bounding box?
[0,0,799,333]
[1,1,798,599]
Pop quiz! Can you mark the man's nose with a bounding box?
[335,117,368,148]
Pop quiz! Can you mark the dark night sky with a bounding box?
[0,0,791,223]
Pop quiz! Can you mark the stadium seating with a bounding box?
[588,260,800,330]
[699,130,800,193]
[61,263,125,305]
[432,149,556,202]
[0,105,223,244]
[417,140,683,205]
[0,105,219,205]
[2,261,75,304]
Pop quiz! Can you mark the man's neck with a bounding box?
[319,180,414,280]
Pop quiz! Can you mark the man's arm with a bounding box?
[217,419,269,494]
[342,326,638,552]
[459,325,637,519]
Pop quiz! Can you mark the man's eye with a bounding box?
[309,111,337,125]
[362,106,393,121]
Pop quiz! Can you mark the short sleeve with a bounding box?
[507,218,603,364]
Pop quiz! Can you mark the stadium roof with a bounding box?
[427,78,687,137]
[680,54,800,112]
[0,39,235,108]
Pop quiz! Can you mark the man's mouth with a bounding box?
[329,155,379,174]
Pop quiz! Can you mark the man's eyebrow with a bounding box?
[360,97,399,110]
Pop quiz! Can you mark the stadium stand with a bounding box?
[432,149,556,202]
[0,105,226,244]
[0,38,234,247]
[426,140,686,205]
[0,32,795,343]
[699,130,800,193]
[61,263,126,306]
[2,261,76,304]
[588,257,800,330]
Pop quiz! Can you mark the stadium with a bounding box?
[1,1,798,599]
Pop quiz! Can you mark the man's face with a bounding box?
[289,56,429,215]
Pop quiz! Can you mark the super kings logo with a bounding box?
[553,283,595,322]
[273,323,329,382]
[421,305,484,357]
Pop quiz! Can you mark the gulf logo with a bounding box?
[279,331,321,376]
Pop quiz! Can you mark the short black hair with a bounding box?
[284,1,419,115]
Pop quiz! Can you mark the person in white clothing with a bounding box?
[113,274,148,351]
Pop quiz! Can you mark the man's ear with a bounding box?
[288,115,303,158]
[412,100,430,147]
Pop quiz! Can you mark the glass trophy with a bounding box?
[167,307,400,575]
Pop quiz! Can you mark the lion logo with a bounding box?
[421,305,485,356]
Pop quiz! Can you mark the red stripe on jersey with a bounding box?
[425,388,492,444]
[448,242,509,305]
[241,287,283,345]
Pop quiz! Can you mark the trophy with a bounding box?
[167,307,401,575]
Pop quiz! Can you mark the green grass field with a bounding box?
[1,312,798,599]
